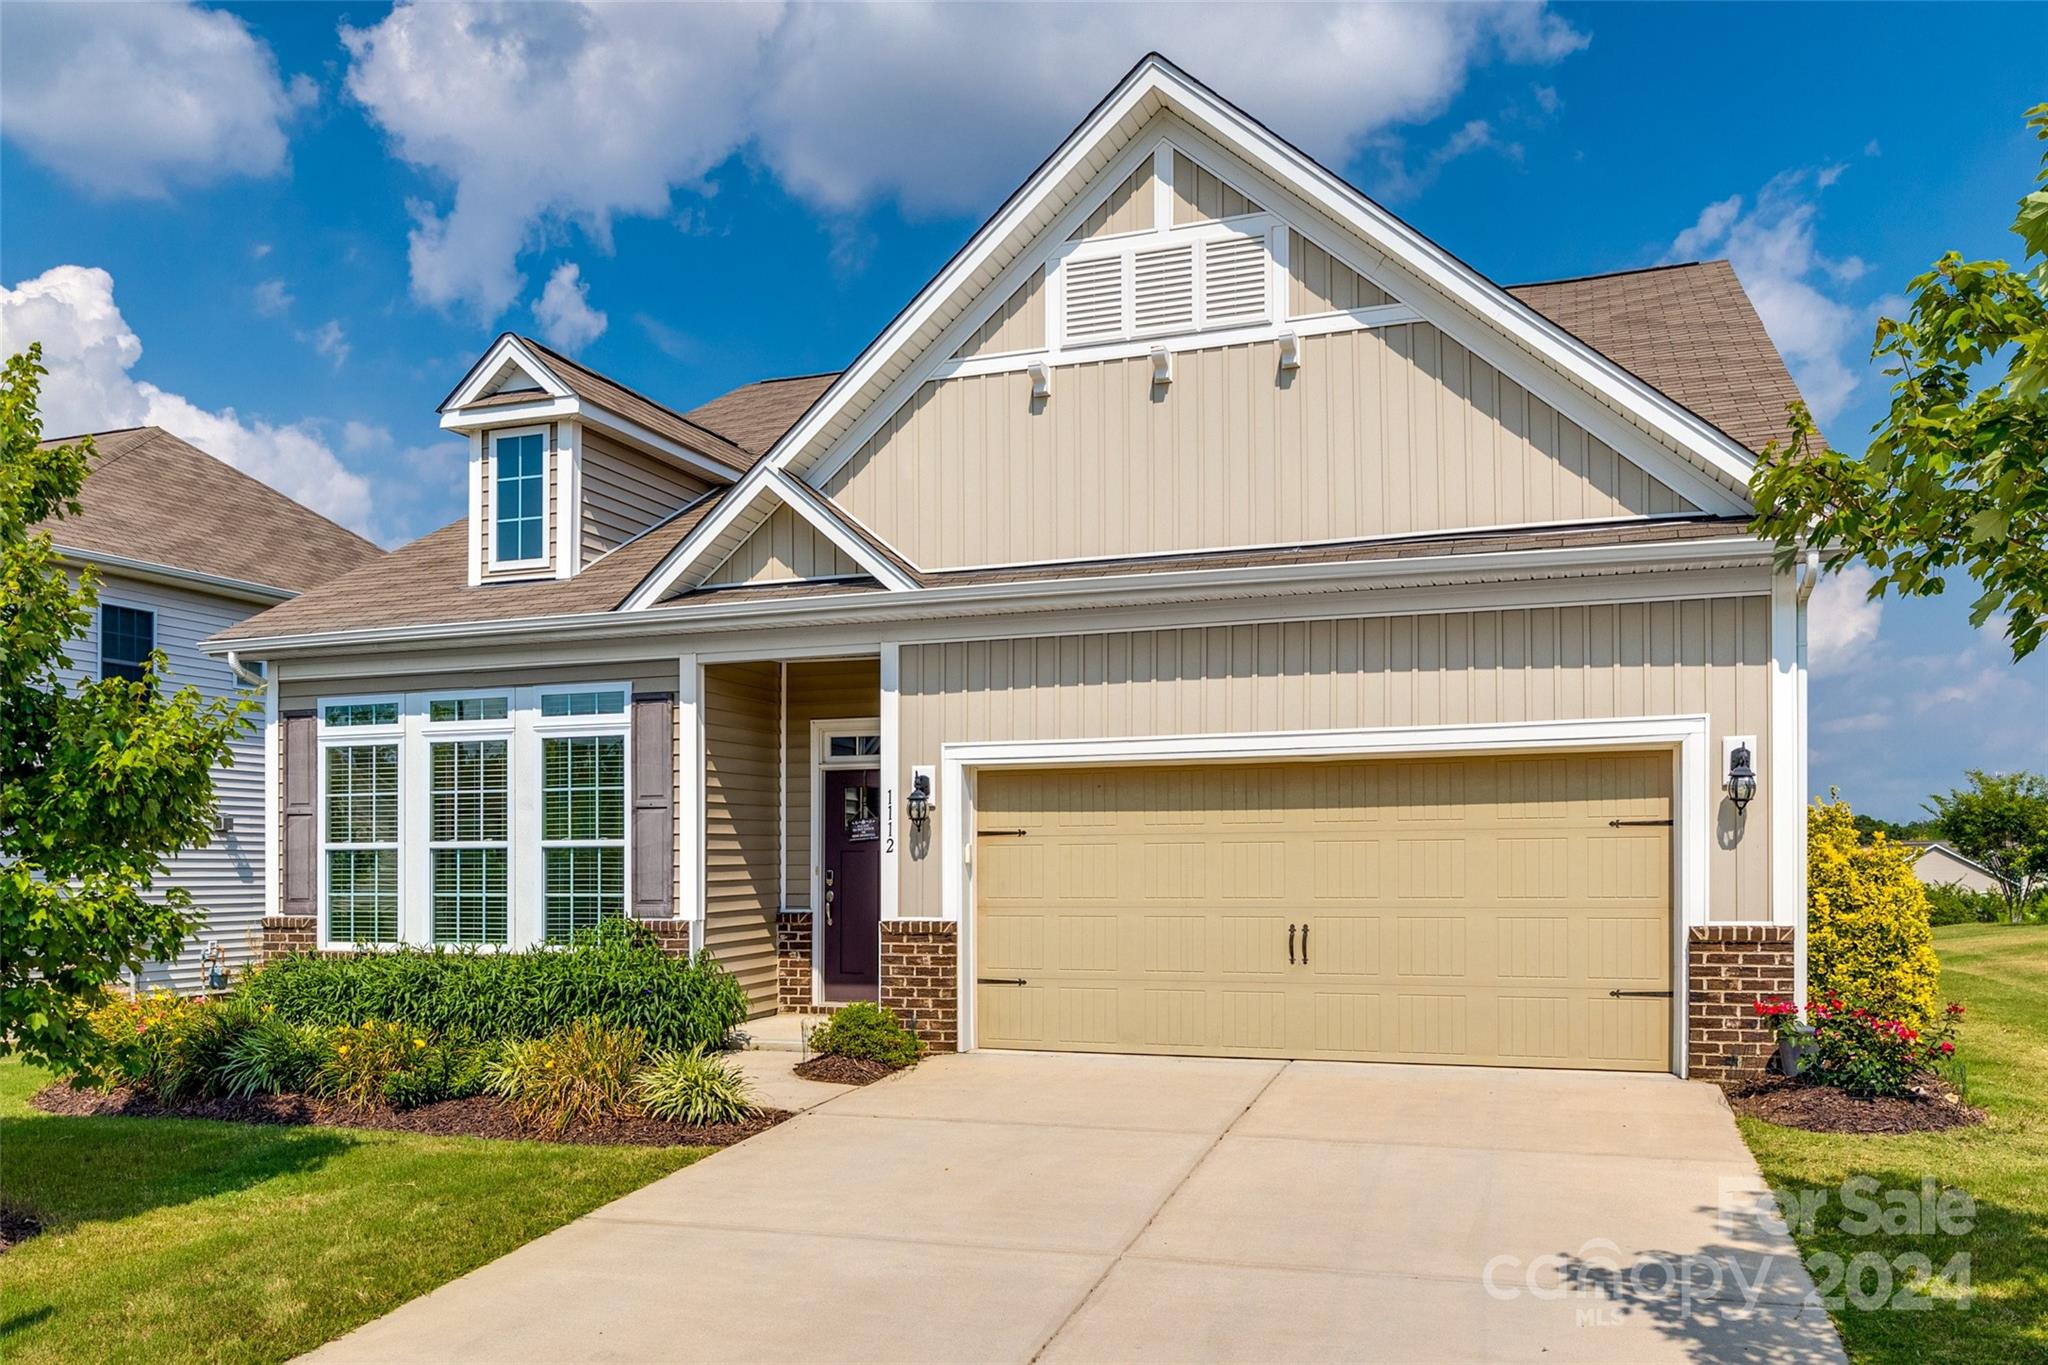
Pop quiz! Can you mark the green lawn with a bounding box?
[1738,923,2048,1364]
[0,1062,707,1364]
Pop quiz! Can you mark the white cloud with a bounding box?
[1,265,375,535]
[342,1,1586,317]
[532,263,608,351]
[253,279,294,317]
[0,2,314,198]
[302,319,350,369]
[1373,118,1517,201]
[1661,168,1868,423]
[1808,565,1884,678]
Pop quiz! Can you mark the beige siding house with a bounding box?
[211,57,1818,1083]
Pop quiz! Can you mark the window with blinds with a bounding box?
[1056,220,1273,347]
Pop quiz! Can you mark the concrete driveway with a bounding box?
[307,1054,1844,1364]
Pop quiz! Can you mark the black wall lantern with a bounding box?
[906,771,932,830]
[1726,742,1758,813]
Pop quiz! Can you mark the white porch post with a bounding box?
[878,642,901,921]
[677,652,705,952]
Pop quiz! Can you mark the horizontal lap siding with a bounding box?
[899,596,1772,924]
[703,662,781,1017]
[784,659,881,907]
[824,324,1695,570]
[580,430,715,564]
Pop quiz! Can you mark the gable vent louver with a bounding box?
[1203,234,1268,325]
[1133,243,1196,333]
[1062,255,1126,342]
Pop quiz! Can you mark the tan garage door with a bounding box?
[973,752,1672,1071]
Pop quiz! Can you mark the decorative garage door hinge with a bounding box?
[1607,818,1675,827]
[1607,989,1675,998]
[977,828,1029,837]
[977,977,1029,986]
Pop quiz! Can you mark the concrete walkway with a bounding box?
[305,1054,1845,1364]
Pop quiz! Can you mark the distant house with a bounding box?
[1902,841,2006,896]
[34,426,384,992]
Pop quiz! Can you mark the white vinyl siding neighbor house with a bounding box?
[211,57,1818,1084]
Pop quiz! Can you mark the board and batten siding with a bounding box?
[823,324,1697,570]
[63,572,268,993]
[783,658,881,907]
[705,504,862,586]
[953,272,1047,360]
[1068,158,1154,241]
[580,429,716,564]
[702,662,781,1017]
[1171,150,1260,224]
[1288,229,1395,317]
[898,596,1774,924]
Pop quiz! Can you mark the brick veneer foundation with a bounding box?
[879,919,959,1053]
[640,917,693,957]
[777,912,813,1011]
[261,915,317,960]
[1688,924,1795,1085]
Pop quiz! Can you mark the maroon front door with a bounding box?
[821,767,882,998]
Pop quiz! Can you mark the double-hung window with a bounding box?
[491,429,548,566]
[426,696,511,945]
[537,688,630,944]
[321,701,401,945]
[100,603,155,683]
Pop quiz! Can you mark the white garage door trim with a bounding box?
[939,714,1713,1077]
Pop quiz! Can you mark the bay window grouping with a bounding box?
[317,685,632,949]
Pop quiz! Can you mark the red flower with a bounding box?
[1947,1003,1966,1017]
[1939,1041,1955,1056]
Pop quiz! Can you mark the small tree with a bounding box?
[1,345,254,1074]
[1806,796,1940,1030]
[1752,105,2048,660]
[1926,769,2048,923]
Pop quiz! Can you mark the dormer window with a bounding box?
[491,428,548,567]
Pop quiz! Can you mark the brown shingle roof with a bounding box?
[1506,260,1811,456]
[33,427,383,594]
[681,373,837,457]
[213,490,728,642]
[513,336,760,473]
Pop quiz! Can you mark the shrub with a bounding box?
[636,1046,756,1126]
[315,1021,426,1110]
[81,993,261,1101]
[1924,883,2006,926]
[485,1018,646,1132]
[218,1013,326,1097]
[1807,798,1940,1029]
[241,920,745,1052]
[1760,996,1965,1098]
[807,1002,923,1070]
[381,1039,496,1110]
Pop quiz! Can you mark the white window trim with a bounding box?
[937,714,1712,1077]
[317,694,405,948]
[487,425,553,572]
[314,682,635,952]
[808,716,883,1006]
[423,711,515,948]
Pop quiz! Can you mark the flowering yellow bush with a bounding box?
[1807,797,1940,1029]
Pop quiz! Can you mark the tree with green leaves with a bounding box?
[2,345,255,1073]
[1752,105,2048,659]
[1926,769,2048,923]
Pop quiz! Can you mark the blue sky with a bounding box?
[3,2,2044,820]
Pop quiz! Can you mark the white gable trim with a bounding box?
[444,335,571,409]
[760,56,1756,517]
[630,468,917,604]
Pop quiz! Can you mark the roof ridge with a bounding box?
[132,427,383,556]
[1508,260,1727,290]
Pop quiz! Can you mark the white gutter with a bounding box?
[58,544,294,606]
[202,534,1774,659]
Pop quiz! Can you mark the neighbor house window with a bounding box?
[100,604,155,683]
[429,738,509,945]
[324,744,399,944]
[492,430,547,564]
[541,734,626,943]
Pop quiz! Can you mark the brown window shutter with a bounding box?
[631,692,676,919]
[280,710,317,917]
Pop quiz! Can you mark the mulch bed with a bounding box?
[1727,1074,1986,1135]
[29,1083,788,1148]
[793,1054,897,1086]
[0,1206,43,1254]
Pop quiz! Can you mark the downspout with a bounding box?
[225,649,266,689]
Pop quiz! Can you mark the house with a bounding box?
[38,425,384,992]
[1902,841,2005,896]
[208,56,1819,1083]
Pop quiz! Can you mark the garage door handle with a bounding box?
[978,977,1028,986]
[1288,923,1296,964]
[1607,989,1674,998]
[1300,924,1309,965]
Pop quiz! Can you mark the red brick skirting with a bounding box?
[777,911,813,1011]
[1688,924,1795,1085]
[261,915,317,961]
[880,920,958,1053]
[638,918,693,957]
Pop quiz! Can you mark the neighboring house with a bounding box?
[36,426,383,992]
[210,57,1819,1082]
[1901,841,2006,896]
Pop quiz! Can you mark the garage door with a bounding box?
[973,752,1672,1070]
